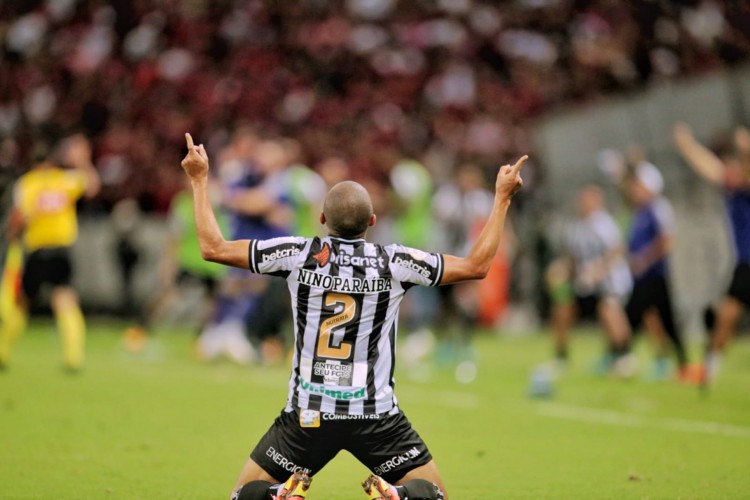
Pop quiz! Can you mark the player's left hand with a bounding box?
[181,133,209,180]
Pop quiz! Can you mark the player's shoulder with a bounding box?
[384,244,438,273]
[384,243,428,258]
[18,167,44,184]
[256,235,311,252]
[590,209,619,230]
[649,197,675,229]
[650,196,674,216]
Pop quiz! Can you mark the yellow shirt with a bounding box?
[15,165,87,251]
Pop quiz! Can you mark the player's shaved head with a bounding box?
[323,181,374,238]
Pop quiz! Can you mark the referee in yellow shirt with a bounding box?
[0,135,100,371]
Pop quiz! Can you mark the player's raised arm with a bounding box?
[66,134,101,198]
[672,122,724,184]
[440,155,527,285]
[180,133,250,269]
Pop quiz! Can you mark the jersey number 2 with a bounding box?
[317,293,356,360]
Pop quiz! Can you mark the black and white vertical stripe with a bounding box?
[275,236,441,416]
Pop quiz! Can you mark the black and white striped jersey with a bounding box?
[248,235,445,415]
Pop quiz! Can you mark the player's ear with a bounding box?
[368,214,376,227]
[320,212,326,225]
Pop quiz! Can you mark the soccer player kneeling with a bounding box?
[181,133,526,500]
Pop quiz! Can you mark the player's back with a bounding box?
[16,165,87,251]
[250,235,444,416]
[725,189,750,264]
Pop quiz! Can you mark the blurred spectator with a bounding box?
[545,184,632,372]
[197,134,293,364]
[432,162,495,382]
[602,150,696,381]
[127,176,229,353]
[389,158,440,367]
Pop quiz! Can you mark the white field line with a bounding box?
[537,402,750,438]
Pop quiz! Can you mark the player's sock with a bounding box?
[0,241,25,367]
[56,303,86,370]
[650,356,670,381]
[661,323,688,368]
[394,479,445,500]
[232,480,274,500]
[555,345,568,362]
[705,351,723,382]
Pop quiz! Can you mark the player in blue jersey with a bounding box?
[674,123,750,383]
[600,150,693,380]
[181,133,526,500]
[625,161,692,378]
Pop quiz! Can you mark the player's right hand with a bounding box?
[496,155,527,201]
[735,126,750,155]
[65,133,93,168]
[181,133,209,180]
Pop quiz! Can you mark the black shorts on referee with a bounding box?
[21,247,73,299]
[727,263,750,307]
[250,407,432,484]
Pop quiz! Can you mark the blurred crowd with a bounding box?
[2,0,750,212]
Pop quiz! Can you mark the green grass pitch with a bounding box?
[1,320,749,499]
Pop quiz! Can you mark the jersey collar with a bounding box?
[328,235,367,243]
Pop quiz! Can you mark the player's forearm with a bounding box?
[463,197,512,278]
[439,155,525,284]
[601,245,625,271]
[674,136,724,184]
[81,164,101,198]
[7,208,24,241]
[190,178,251,268]
[191,177,228,261]
[630,236,670,275]
[440,198,511,284]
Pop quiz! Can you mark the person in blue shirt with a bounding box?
[622,161,691,380]
[674,123,750,384]
[600,148,702,381]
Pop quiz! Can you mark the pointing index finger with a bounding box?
[512,155,529,173]
[185,133,195,150]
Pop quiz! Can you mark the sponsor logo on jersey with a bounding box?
[330,252,386,269]
[299,409,320,428]
[373,447,423,476]
[261,245,301,263]
[393,255,432,279]
[312,242,386,269]
[408,248,428,261]
[296,269,392,293]
[314,361,353,386]
[298,376,366,400]
[37,191,68,212]
[265,446,312,473]
[321,413,381,421]
[312,243,331,266]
